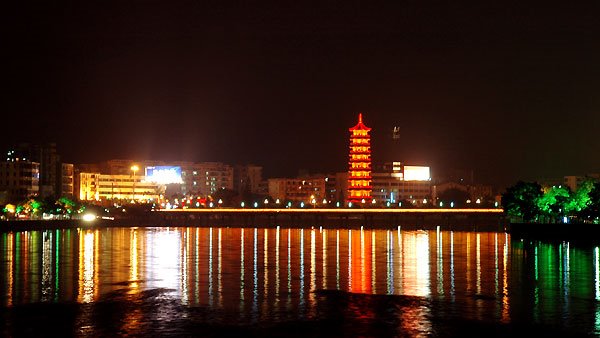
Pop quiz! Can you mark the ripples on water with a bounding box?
[1,227,599,337]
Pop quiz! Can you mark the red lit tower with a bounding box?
[347,113,372,204]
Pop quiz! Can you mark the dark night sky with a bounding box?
[3,1,600,187]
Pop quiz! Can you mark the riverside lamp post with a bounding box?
[131,165,139,202]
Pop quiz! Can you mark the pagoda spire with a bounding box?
[347,112,373,204]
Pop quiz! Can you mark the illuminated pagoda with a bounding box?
[347,113,372,204]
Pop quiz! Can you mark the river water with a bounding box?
[1,226,599,337]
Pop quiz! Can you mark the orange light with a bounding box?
[347,113,373,203]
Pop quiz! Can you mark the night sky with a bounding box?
[3,2,600,187]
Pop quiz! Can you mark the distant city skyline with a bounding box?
[3,2,599,187]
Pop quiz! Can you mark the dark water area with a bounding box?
[1,227,599,337]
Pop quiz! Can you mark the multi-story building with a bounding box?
[335,172,348,202]
[371,162,432,205]
[233,164,263,195]
[564,174,600,192]
[76,160,235,199]
[61,163,74,198]
[179,162,233,197]
[268,177,326,204]
[0,159,40,202]
[78,172,161,202]
[7,143,62,198]
[324,174,337,203]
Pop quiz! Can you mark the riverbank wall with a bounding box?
[1,209,507,232]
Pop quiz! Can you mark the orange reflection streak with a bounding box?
[130,229,139,290]
[275,227,280,302]
[371,231,376,293]
[502,233,510,323]
[466,233,471,295]
[322,229,327,290]
[218,228,222,308]
[309,229,316,315]
[475,233,482,320]
[336,230,340,290]
[400,231,430,297]
[78,230,96,303]
[121,228,143,334]
[22,232,29,303]
[240,228,245,305]
[6,233,14,307]
[397,228,403,295]
[348,230,352,291]
[476,233,481,295]
[262,228,268,317]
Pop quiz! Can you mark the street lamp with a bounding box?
[131,165,139,202]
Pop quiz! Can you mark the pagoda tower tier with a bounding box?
[347,113,373,204]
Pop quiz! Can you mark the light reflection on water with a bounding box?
[1,227,600,335]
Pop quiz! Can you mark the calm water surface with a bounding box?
[1,226,599,337]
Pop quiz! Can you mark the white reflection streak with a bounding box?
[348,230,352,291]
[42,231,52,302]
[494,233,499,297]
[595,247,600,300]
[148,230,181,295]
[300,229,305,309]
[385,230,394,295]
[360,228,365,292]
[82,232,95,303]
[437,228,443,296]
[240,229,245,305]
[218,228,222,307]
[182,229,189,305]
[263,229,269,317]
[397,228,402,294]
[310,229,316,313]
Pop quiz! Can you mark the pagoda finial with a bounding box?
[358,113,363,124]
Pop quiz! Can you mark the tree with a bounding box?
[502,181,542,222]
[565,180,594,215]
[582,182,600,222]
[536,186,570,221]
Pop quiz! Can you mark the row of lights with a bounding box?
[162,198,499,209]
